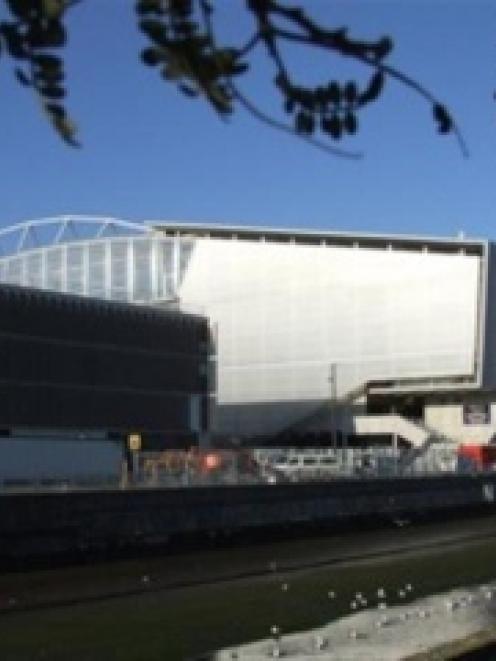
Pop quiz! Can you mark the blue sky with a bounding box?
[1,1,494,238]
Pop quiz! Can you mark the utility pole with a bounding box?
[391,403,398,476]
[328,363,337,451]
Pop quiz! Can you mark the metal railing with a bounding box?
[0,446,493,493]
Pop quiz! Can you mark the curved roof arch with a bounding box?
[0,215,150,257]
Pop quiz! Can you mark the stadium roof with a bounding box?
[0,216,149,256]
[0,215,486,258]
[150,221,486,256]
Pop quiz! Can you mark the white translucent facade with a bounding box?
[176,234,485,435]
[0,216,491,439]
[0,217,193,304]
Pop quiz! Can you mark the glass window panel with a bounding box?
[66,245,84,295]
[110,240,128,300]
[162,240,174,298]
[88,243,106,298]
[133,239,152,301]
[178,240,194,285]
[26,253,42,288]
[5,258,22,285]
[45,249,63,291]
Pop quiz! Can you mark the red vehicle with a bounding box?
[457,444,496,471]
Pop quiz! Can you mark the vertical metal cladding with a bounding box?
[176,234,484,436]
[0,283,209,440]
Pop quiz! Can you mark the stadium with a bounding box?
[0,215,495,455]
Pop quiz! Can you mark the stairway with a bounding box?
[353,414,457,473]
[353,414,430,448]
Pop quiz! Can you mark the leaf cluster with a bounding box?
[277,72,384,141]
[137,0,248,115]
[245,0,457,149]
[244,1,393,144]
[0,0,78,145]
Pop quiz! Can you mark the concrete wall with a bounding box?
[424,398,496,445]
[0,476,495,565]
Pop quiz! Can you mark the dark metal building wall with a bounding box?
[0,284,210,436]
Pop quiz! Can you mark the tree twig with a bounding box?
[253,0,468,158]
[229,82,363,160]
[237,32,262,58]
[271,27,469,157]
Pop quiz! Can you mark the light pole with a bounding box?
[328,363,337,450]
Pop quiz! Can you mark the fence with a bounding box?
[1,444,493,492]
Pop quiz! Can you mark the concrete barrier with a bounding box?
[0,475,495,565]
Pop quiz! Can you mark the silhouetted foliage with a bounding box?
[0,0,466,157]
[0,0,79,145]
